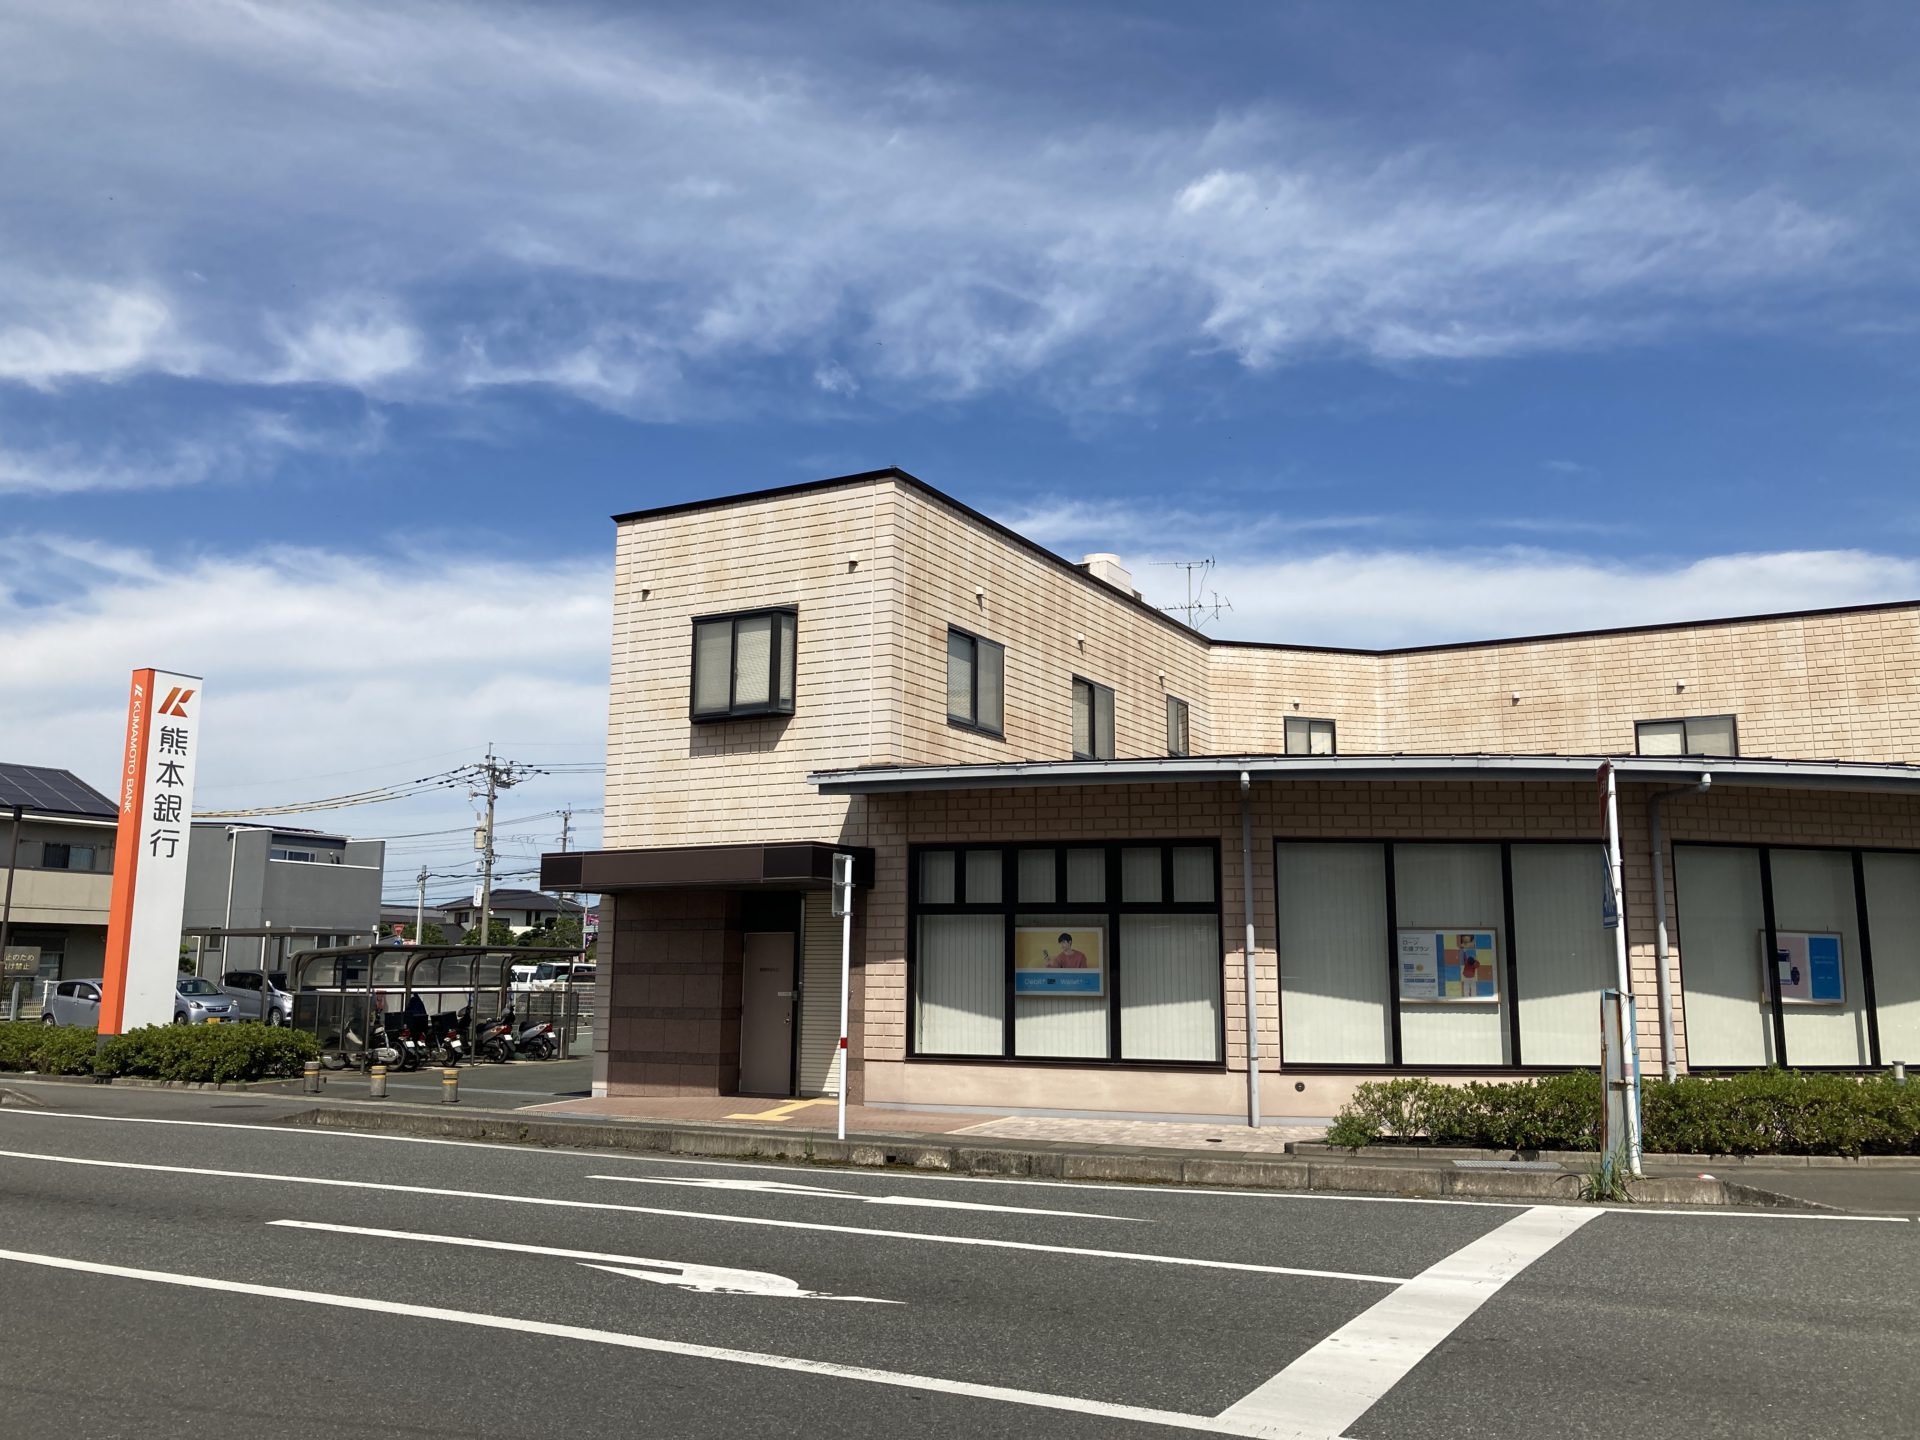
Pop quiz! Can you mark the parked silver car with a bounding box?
[42,978,102,1026]
[220,969,293,1025]
[41,975,237,1026]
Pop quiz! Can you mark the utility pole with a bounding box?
[472,745,532,951]
[414,866,428,945]
[2,805,22,1020]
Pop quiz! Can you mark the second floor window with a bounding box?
[946,628,1005,736]
[1166,696,1190,757]
[1284,716,1336,755]
[1073,677,1115,759]
[691,608,797,720]
[40,843,99,872]
[1636,715,1737,757]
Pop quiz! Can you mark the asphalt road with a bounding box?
[0,1085,1915,1439]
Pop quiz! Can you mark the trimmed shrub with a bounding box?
[2,1019,318,1084]
[99,1024,318,1084]
[1323,1070,1920,1157]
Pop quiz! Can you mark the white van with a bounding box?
[508,961,569,992]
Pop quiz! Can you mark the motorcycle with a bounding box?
[472,1010,516,1064]
[513,1018,558,1060]
[429,1006,470,1066]
[381,1011,427,1072]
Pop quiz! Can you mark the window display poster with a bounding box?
[1014,925,1105,995]
[1765,931,1844,1005]
[1398,930,1499,1002]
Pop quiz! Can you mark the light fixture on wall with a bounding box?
[639,586,652,600]
[1157,669,1166,686]
[1675,679,1687,692]
[975,585,986,608]
[847,555,860,572]
[1510,692,1521,705]
[1074,632,1085,648]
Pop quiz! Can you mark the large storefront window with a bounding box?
[910,842,1222,1065]
[1677,843,1894,1069]
[1277,839,1613,1069]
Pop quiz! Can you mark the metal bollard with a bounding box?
[303,1059,322,1095]
[1894,1061,1908,1085]
[368,1063,388,1100]
[441,1067,460,1104]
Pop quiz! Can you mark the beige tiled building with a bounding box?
[545,469,1920,1120]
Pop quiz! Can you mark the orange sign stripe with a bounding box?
[99,668,154,1036]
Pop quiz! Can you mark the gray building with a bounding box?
[0,764,119,1003]
[182,823,385,975]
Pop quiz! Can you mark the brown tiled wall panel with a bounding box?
[602,887,745,1096]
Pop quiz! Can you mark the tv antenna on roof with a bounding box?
[1154,558,1232,631]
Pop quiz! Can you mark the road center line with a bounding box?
[0,1246,1266,1437]
[0,1147,1406,1285]
[1216,1204,1603,1438]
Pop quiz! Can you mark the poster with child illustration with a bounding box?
[1397,929,1499,1002]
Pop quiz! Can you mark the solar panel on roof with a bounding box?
[0,763,119,818]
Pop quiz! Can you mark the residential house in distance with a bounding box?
[0,764,119,1000]
[436,888,584,938]
[543,468,1920,1115]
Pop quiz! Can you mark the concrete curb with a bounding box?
[0,1072,299,1093]
[1289,1140,1920,1169]
[283,1103,1808,1209]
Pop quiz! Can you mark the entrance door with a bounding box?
[739,931,796,1095]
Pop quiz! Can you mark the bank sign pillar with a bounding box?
[99,669,203,1035]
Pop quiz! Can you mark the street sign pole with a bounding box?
[831,853,854,1141]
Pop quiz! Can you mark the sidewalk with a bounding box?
[281,1090,1894,1211]
[521,1092,1328,1154]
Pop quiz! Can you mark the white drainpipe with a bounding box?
[1240,771,1260,1128]
[1649,773,1712,1081]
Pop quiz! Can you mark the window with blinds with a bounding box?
[689,608,797,720]
[910,841,1222,1064]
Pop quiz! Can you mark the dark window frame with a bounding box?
[688,605,799,722]
[907,839,1225,1069]
[1634,714,1739,757]
[1165,695,1190,757]
[1283,716,1338,756]
[1669,838,1908,1073]
[1072,676,1116,760]
[944,625,1006,739]
[1272,834,1612,1075]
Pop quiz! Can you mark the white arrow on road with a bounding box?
[586,1173,1142,1221]
[270,1220,900,1303]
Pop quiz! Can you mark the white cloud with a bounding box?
[0,280,192,388]
[0,411,379,495]
[0,535,611,887]
[0,1,1873,414]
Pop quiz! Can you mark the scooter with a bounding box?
[429,1006,470,1066]
[513,1018,558,1060]
[472,1010,516,1064]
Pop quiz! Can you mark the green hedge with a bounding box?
[1325,1070,1920,1157]
[0,1020,318,1084]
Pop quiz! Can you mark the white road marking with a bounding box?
[268,1219,897,1302]
[585,1172,1142,1220]
[1216,1204,1603,1438]
[0,1246,1267,1436]
[0,1148,1406,1284]
[6,1108,1906,1223]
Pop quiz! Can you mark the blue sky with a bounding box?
[3,1,1918,896]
